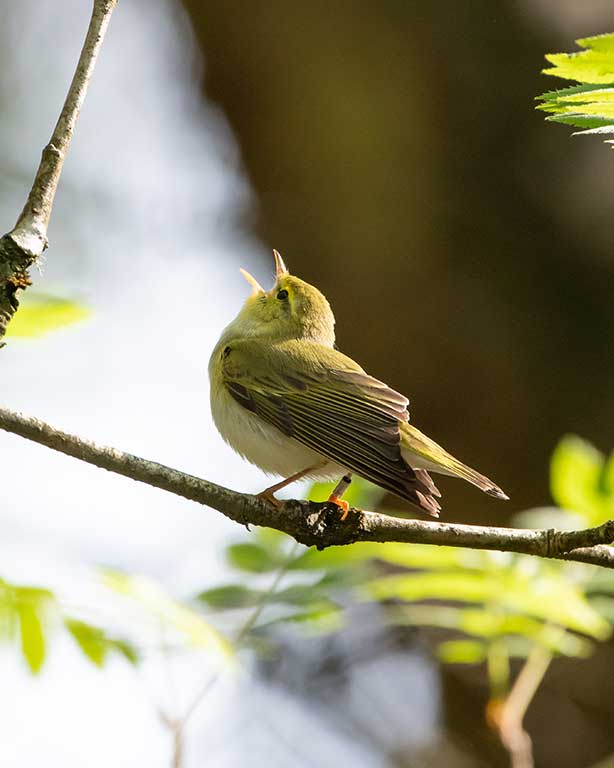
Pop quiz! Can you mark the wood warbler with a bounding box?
[209,250,508,517]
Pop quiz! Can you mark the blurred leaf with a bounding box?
[588,597,614,623]
[550,436,613,525]
[437,639,486,664]
[585,568,614,594]
[389,606,592,657]
[373,542,496,571]
[198,585,264,610]
[102,570,233,659]
[17,602,46,673]
[64,619,138,667]
[255,527,293,558]
[6,293,89,339]
[365,563,610,640]
[365,570,494,604]
[198,581,338,613]
[288,542,379,571]
[227,542,285,573]
[256,602,344,636]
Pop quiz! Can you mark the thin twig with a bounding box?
[181,541,300,726]
[0,0,117,342]
[492,646,553,768]
[1,405,614,566]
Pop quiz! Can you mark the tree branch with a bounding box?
[1,405,614,566]
[0,0,117,344]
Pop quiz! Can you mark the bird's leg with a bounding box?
[257,461,327,508]
[327,473,353,520]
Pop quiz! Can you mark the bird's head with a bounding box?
[229,250,336,346]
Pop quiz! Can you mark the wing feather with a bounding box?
[222,339,441,515]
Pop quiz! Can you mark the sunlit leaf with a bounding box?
[364,563,610,640]
[365,570,494,604]
[543,34,614,84]
[373,542,495,571]
[64,619,138,667]
[17,602,46,673]
[550,436,612,525]
[437,639,486,664]
[6,293,89,339]
[537,34,614,147]
[388,606,592,657]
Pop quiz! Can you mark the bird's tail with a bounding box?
[400,423,509,501]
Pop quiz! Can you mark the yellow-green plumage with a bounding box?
[209,252,508,517]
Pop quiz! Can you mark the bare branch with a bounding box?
[1,405,614,566]
[0,0,117,344]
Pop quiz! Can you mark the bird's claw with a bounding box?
[327,494,350,521]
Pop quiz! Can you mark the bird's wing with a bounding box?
[221,339,441,516]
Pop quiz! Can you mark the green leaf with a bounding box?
[17,602,46,673]
[6,293,89,339]
[197,585,265,610]
[255,527,294,557]
[365,570,494,604]
[538,83,610,101]
[227,542,285,573]
[256,603,344,636]
[64,619,138,667]
[550,436,613,525]
[543,34,614,84]
[364,563,610,640]
[437,639,486,664]
[198,581,337,612]
[373,542,495,571]
[287,542,379,571]
[388,605,593,657]
[537,35,614,146]
[547,114,614,130]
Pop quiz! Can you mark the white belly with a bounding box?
[210,378,343,481]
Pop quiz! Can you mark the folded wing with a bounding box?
[222,339,441,516]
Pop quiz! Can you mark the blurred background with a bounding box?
[1,0,613,766]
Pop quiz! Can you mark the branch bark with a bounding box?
[1,405,614,566]
[0,0,117,344]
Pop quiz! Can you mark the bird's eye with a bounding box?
[276,289,289,300]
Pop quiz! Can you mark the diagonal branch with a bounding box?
[0,0,117,344]
[1,405,614,567]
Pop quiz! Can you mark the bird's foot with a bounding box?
[256,489,283,509]
[327,494,350,521]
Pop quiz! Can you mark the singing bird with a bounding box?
[209,251,508,518]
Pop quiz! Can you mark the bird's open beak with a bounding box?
[239,268,265,295]
[273,249,289,279]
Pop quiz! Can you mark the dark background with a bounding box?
[179,2,614,766]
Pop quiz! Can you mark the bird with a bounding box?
[208,250,508,518]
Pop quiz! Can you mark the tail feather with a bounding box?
[407,468,442,518]
[400,423,509,501]
[445,459,509,501]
